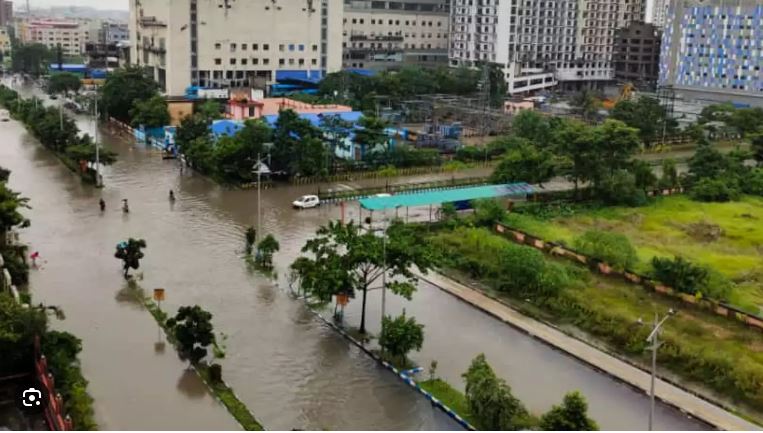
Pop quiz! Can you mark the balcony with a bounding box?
[350,35,405,42]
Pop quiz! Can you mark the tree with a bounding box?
[0,292,47,373]
[553,119,600,196]
[540,391,599,431]
[244,227,256,256]
[256,234,280,268]
[47,72,82,96]
[11,43,52,77]
[486,63,508,108]
[689,177,740,202]
[100,67,160,123]
[570,89,601,122]
[379,310,424,364]
[0,180,30,246]
[271,109,327,177]
[490,141,556,186]
[728,107,763,137]
[176,114,211,155]
[166,306,215,364]
[293,220,433,334]
[65,134,117,165]
[511,110,553,146]
[196,99,222,120]
[354,115,390,155]
[320,114,354,172]
[114,238,146,279]
[688,142,731,182]
[611,97,675,147]
[129,94,170,128]
[594,169,646,207]
[658,158,680,189]
[594,120,641,177]
[631,159,658,192]
[472,198,506,227]
[463,354,532,430]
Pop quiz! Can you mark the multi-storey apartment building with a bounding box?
[614,21,660,85]
[342,0,449,71]
[0,1,13,27]
[129,0,343,96]
[17,19,90,57]
[449,0,644,95]
[100,22,129,44]
[659,0,763,105]
[651,0,668,28]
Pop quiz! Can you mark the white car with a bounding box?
[293,195,321,209]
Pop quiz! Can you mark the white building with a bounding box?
[449,0,644,95]
[650,0,668,28]
[129,0,344,96]
[343,0,450,71]
[17,19,90,57]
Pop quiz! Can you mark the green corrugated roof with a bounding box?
[359,183,533,211]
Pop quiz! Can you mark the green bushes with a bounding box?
[431,228,573,299]
[690,178,741,202]
[651,256,709,295]
[379,310,424,365]
[573,230,638,271]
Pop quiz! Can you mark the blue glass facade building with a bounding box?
[660,0,763,98]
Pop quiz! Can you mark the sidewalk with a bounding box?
[416,271,761,431]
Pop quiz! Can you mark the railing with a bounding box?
[34,337,73,431]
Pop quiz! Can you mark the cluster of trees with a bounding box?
[698,103,763,137]
[11,43,53,77]
[166,305,216,364]
[114,238,147,279]
[685,139,763,202]
[487,111,668,206]
[100,67,169,128]
[0,86,116,178]
[463,354,597,430]
[309,66,490,111]
[47,72,82,96]
[610,97,677,147]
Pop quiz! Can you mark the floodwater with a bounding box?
[0,80,708,430]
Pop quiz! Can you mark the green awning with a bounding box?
[359,183,533,211]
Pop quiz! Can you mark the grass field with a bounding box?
[508,195,763,312]
[418,379,477,428]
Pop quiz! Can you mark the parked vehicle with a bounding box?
[292,195,321,209]
[0,109,9,122]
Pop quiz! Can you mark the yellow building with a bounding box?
[0,28,11,56]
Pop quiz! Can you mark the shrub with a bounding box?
[471,198,506,227]
[689,178,741,202]
[594,170,647,207]
[540,391,598,431]
[742,168,763,196]
[379,310,425,364]
[463,354,533,430]
[573,230,638,271]
[651,256,709,295]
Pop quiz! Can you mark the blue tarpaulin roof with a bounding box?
[262,111,363,128]
[275,70,323,84]
[343,68,376,77]
[211,119,244,138]
[48,64,87,73]
[359,183,534,211]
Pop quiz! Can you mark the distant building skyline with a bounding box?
[25,0,127,10]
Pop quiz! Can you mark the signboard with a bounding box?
[153,288,165,302]
[198,88,230,99]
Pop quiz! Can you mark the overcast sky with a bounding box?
[29,0,127,10]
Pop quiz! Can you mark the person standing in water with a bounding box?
[122,199,129,213]
[169,190,175,201]
[99,198,106,212]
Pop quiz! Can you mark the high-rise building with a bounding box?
[0,1,13,27]
[16,19,90,57]
[342,0,449,71]
[659,0,763,105]
[100,21,128,44]
[129,0,343,96]
[449,0,645,95]
[650,0,668,28]
[614,21,660,85]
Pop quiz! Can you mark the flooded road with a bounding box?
[1,80,708,430]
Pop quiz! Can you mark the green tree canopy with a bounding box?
[114,238,146,279]
[463,354,532,430]
[11,43,52,77]
[166,305,215,364]
[539,391,599,431]
[129,94,170,128]
[490,141,556,186]
[610,97,675,147]
[256,234,280,268]
[379,310,424,364]
[101,67,160,123]
[47,72,82,95]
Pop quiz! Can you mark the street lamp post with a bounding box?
[645,309,675,431]
[252,149,272,244]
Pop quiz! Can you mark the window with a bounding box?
[253,43,259,50]
[263,44,269,51]
[252,58,259,65]
[215,43,221,49]
[279,44,285,51]
[263,58,270,65]
[288,44,295,51]
[299,58,305,65]
[215,58,222,65]
[312,59,317,66]
[299,44,304,51]
[312,44,318,51]
[230,43,237,51]
[242,43,248,50]
[289,58,295,65]
[279,58,285,65]
[230,58,236,65]
[242,58,248,65]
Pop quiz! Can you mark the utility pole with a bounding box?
[253,150,271,244]
[59,97,63,130]
[646,309,674,431]
[381,210,387,322]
